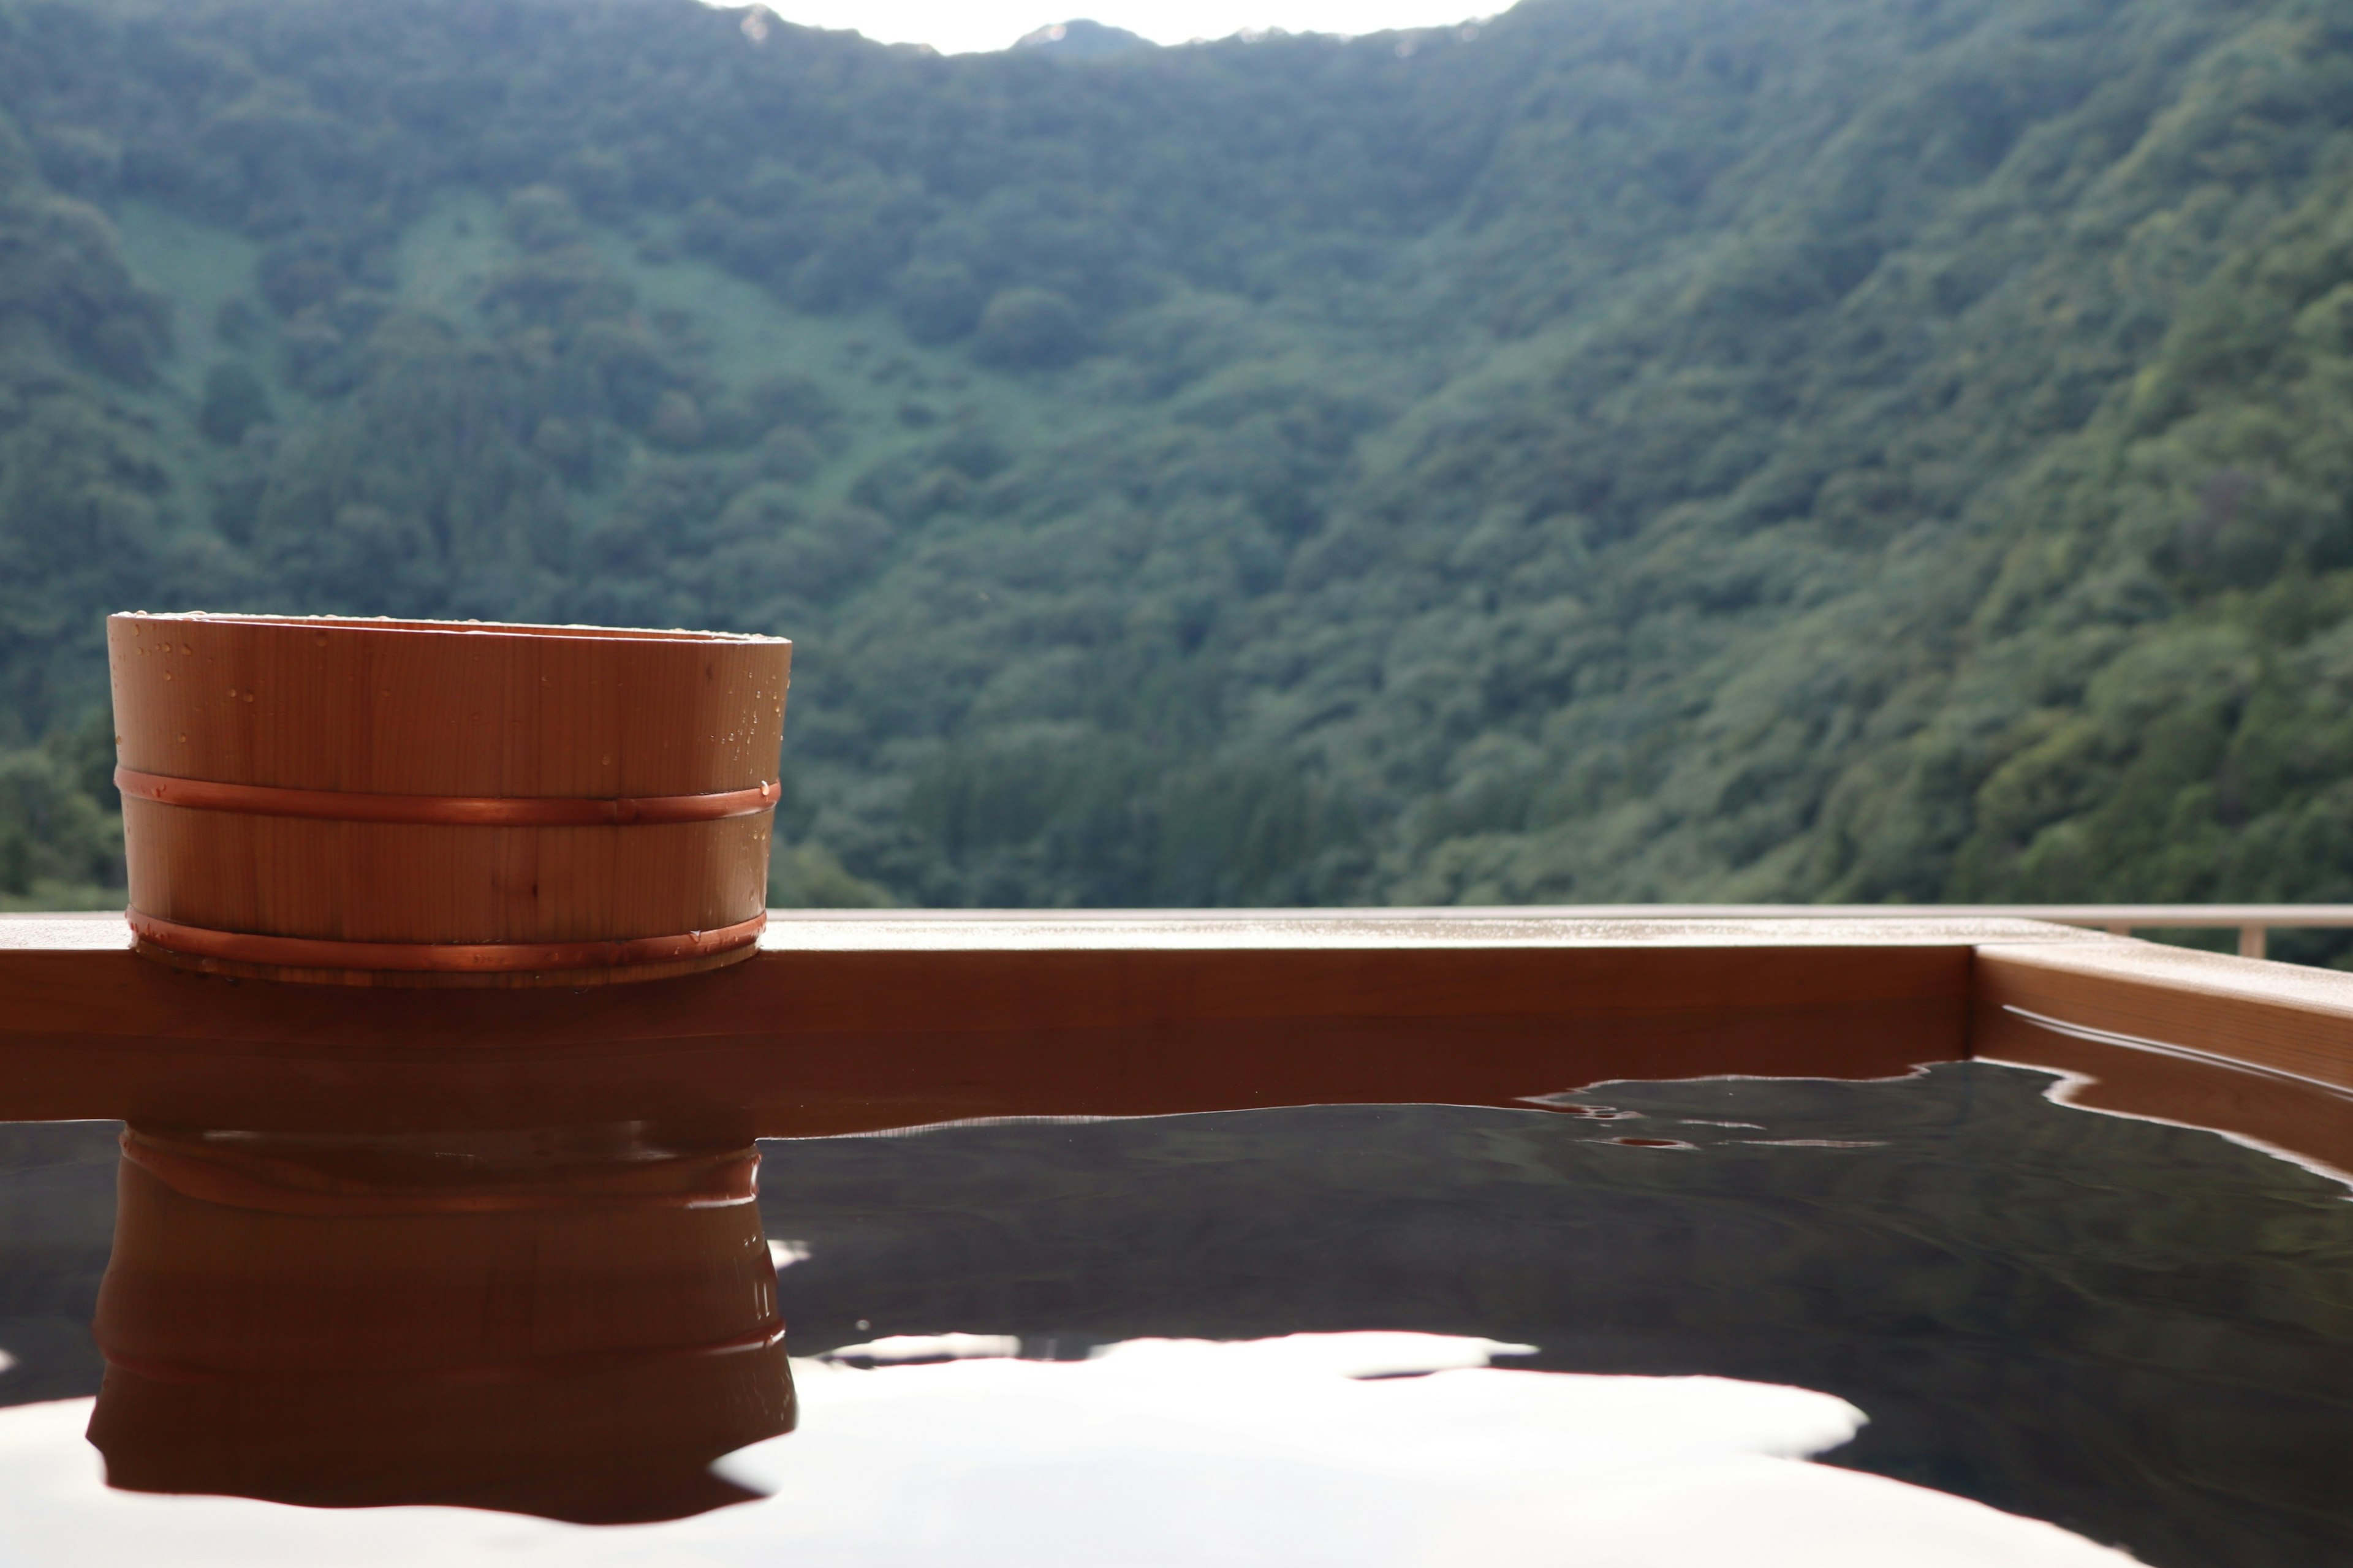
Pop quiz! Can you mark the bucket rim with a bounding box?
[110,611,789,648]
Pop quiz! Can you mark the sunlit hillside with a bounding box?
[3,0,2351,948]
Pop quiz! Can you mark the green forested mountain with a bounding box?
[2,0,2352,943]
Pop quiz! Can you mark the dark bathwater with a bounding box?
[1,1061,2347,1566]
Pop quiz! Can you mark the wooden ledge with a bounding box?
[0,907,2105,1049]
[1979,940,2353,1086]
[2,907,2110,953]
[1,911,2347,1178]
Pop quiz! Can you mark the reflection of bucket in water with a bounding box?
[85,1125,795,1523]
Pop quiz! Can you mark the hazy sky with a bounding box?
[756,1,1492,55]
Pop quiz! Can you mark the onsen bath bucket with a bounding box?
[107,612,790,986]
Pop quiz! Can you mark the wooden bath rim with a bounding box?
[1,909,2349,1182]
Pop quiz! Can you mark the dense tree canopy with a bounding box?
[1,0,2350,955]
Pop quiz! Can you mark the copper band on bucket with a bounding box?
[126,909,769,974]
[116,767,781,827]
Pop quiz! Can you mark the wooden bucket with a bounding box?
[107,612,790,986]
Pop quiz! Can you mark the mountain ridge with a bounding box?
[1013,19,1153,56]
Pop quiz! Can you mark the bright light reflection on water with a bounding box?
[0,1332,2127,1566]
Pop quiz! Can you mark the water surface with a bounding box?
[0,1061,2346,1566]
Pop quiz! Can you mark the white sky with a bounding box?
[754,0,1491,55]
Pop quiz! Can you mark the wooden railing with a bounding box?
[788,904,2353,963]
[1950,906,2353,960]
[1438,904,2353,961]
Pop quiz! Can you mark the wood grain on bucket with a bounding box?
[107,612,790,986]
